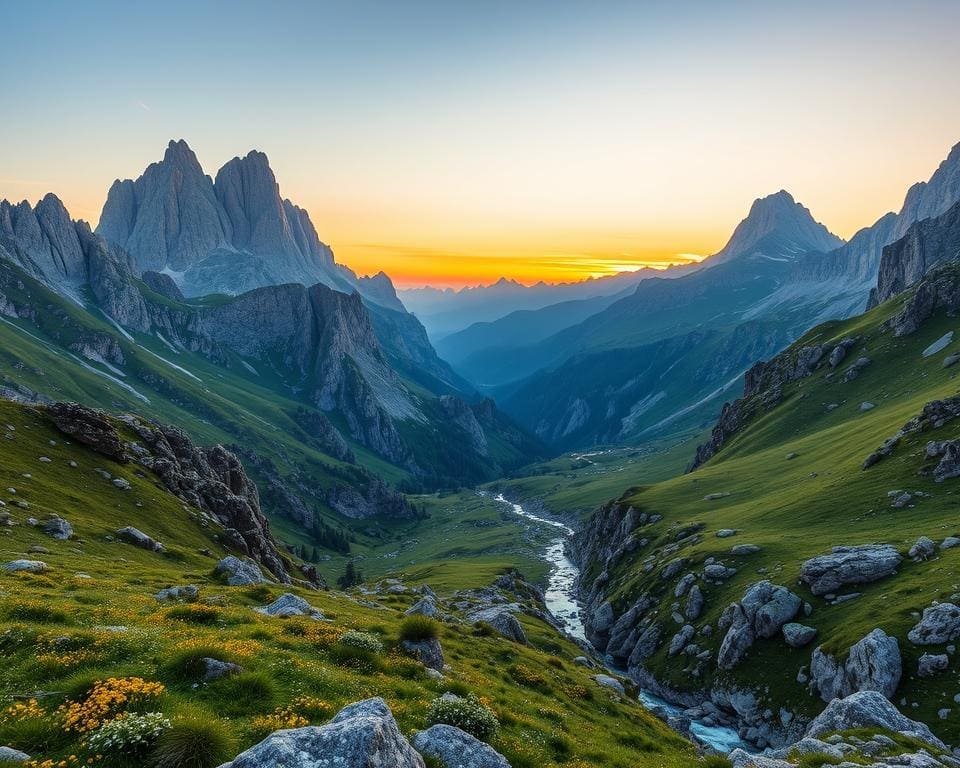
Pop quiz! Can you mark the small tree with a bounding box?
[337,561,363,589]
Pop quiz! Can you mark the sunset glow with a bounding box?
[3,1,960,288]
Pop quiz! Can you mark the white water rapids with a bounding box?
[492,493,749,754]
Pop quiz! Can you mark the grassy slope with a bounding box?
[589,291,960,743]
[0,399,695,768]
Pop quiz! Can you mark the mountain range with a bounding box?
[423,143,960,451]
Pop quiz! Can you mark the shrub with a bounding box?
[162,646,238,683]
[426,693,498,741]
[338,630,383,653]
[151,712,236,768]
[88,711,171,755]
[167,604,220,625]
[205,673,277,717]
[0,699,71,753]
[399,615,439,643]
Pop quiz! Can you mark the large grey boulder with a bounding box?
[0,746,31,763]
[219,697,425,768]
[116,525,165,553]
[908,536,936,560]
[469,608,527,644]
[907,602,960,644]
[717,581,801,669]
[43,515,73,540]
[804,691,945,749]
[3,559,48,573]
[917,653,949,677]
[154,584,199,602]
[401,638,444,671]
[799,544,902,595]
[215,555,267,586]
[412,724,509,768]
[405,596,439,618]
[810,628,901,701]
[782,623,817,648]
[256,593,324,619]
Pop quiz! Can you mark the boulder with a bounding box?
[685,585,705,621]
[591,674,626,696]
[401,638,444,671]
[219,697,425,767]
[116,525,165,553]
[908,536,936,560]
[154,584,199,602]
[704,563,736,580]
[256,593,323,619]
[907,602,960,644]
[718,581,801,669]
[799,545,902,595]
[470,608,527,644]
[48,402,127,462]
[917,653,949,677]
[3,559,47,573]
[215,555,268,586]
[782,623,817,648]
[730,544,761,555]
[42,515,72,540]
[668,624,695,656]
[941,536,960,549]
[804,691,945,749]
[810,628,901,701]
[203,657,243,681]
[412,724,509,768]
[0,747,30,763]
[405,596,439,618]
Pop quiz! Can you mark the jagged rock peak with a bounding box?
[714,189,844,263]
[893,140,960,241]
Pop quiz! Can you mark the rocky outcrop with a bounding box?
[907,602,960,645]
[412,724,510,768]
[717,581,801,669]
[117,525,165,553]
[809,628,901,702]
[47,402,290,582]
[863,394,960,471]
[799,545,902,596]
[215,556,268,586]
[219,698,425,768]
[255,593,324,619]
[804,690,945,749]
[883,262,960,337]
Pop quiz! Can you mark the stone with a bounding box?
[804,691,945,749]
[405,596,439,618]
[717,581,801,669]
[730,544,761,555]
[591,674,626,696]
[908,536,936,560]
[908,602,960,644]
[48,402,128,462]
[782,623,817,648]
[859,402,876,411]
[256,593,323,619]
[941,536,960,549]
[799,544,902,595]
[668,625,695,656]
[401,638,444,671]
[685,585,705,621]
[469,608,527,644]
[704,563,736,580]
[154,584,199,602]
[219,697,425,768]
[412,724,509,768]
[112,477,131,490]
[945,352,960,368]
[203,657,243,681]
[573,656,592,668]
[810,628,901,702]
[917,653,949,677]
[716,529,738,538]
[43,515,73,540]
[3,559,47,573]
[215,555,268,586]
[116,525,164,552]
[0,747,30,763]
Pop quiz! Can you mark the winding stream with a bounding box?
[493,493,748,754]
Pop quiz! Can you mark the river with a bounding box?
[492,493,748,754]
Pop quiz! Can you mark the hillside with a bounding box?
[572,261,960,750]
[0,397,698,767]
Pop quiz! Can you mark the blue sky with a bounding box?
[3,0,960,286]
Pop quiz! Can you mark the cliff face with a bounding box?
[870,200,960,307]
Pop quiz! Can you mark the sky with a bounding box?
[2,1,960,289]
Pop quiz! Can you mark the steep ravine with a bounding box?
[489,493,749,753]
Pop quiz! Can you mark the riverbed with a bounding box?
[492,493,748,754]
